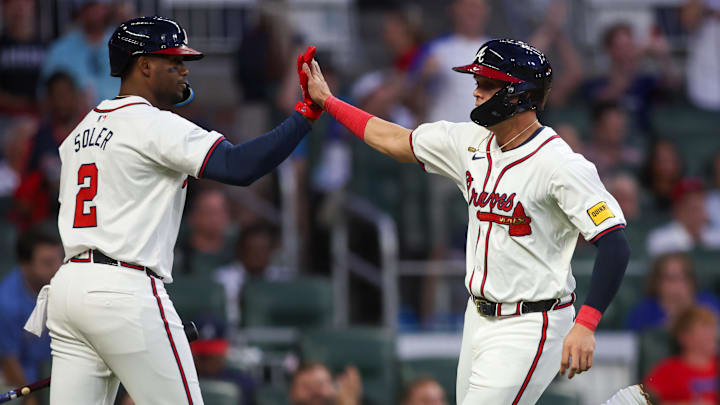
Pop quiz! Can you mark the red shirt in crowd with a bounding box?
[644,356,717,403]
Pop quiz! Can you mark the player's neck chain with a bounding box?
[491,119,539,153]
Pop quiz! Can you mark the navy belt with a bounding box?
[473,293,576,317]
[71,249,163,280]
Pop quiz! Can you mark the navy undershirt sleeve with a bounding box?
[584,228,631,314]
[201,112,311,186]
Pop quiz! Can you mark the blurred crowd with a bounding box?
[1,0,720,403]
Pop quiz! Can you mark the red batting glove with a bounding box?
[295,101,322,120]
[296,46,323,120]
[297,46,316,105]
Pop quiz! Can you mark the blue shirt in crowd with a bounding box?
[625,292,720,332]
[0,268,51,382]
[41,28,119,104]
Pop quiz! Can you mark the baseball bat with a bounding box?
[0,321,199,403]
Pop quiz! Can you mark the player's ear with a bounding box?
[137,55,153,78]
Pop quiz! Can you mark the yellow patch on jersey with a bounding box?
[468,146,478,152]
[587,202,614,226]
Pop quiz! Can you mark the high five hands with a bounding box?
[296,46,333,110]
[294,46,325,120]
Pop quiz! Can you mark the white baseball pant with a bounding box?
[46,262,203,405]
[456,297,574,405]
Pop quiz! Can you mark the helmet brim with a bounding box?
[152,45,204,61]
[452,63,523,84]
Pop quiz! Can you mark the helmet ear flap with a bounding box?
[109,42,132,77]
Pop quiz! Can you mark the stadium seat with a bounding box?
[256,385,289,405]
[651,105,720,172]
[573,261,645,330]
[242,278,333,328]
[300,328,396,405]
[165,276,226,322]
[200,379,242,405]
[691,249,720,295]
[543,105,591,135]
[399,358,458,404]
[199,379,241,405]
[536,389,582,405]
[637,328,673,380]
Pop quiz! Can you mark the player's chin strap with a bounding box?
[174,83,195,107]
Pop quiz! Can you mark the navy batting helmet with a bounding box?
[453,39,552,127]
[108,16,203,78]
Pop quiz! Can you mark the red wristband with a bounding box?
[576,305,602,331]
[323,95,374,141]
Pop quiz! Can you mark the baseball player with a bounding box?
[28,16,321,405]
[301,39,631,404]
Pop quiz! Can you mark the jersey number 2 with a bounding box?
[73,163,98,228]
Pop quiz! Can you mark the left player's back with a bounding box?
[58,96,223,281]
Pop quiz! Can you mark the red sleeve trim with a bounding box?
[198,136,226,178]
[408,131,426,172]
[589,224,625,244]
[93,102,150,113]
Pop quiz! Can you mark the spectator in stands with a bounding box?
[584,22,679,134]
[383,7,425,75]
[41,0,118,105]
[625,252,720,332]
[0,0,46,116]
[289,362,362,405]
[420,0,489,124]
[213,222,289,327]
[643,306,717,403]
[607,173,641,224]
[10,72,85,230]
[190,317,255,405]
[526,0,583,107]
[235,7,294,103]
[641,139,684,212]
[704,149,720,229]
[401,377,448,405]
[176,188,235,275]
[647,178,720,256]
[681,0,720,110]
[584,101,643,180]
[0,227,62,405]
[0,118,35,202]
[351,7,425,127]
[28,72,82,174]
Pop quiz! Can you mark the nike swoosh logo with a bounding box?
[472,154,485,160]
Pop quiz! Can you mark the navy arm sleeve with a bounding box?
[200,112,311,186]
[584,228,631,314]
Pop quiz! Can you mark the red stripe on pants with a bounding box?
[150,277,193,404]
[512,311,549,405]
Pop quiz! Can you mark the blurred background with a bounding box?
[0,0,719,404]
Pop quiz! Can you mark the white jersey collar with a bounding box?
[95,95,152,112]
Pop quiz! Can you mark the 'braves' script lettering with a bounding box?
[465,170,514,212]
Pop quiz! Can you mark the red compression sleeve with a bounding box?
[323,95,374,141]
[576,305,602,331]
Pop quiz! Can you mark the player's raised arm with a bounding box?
[302,59,416,163]
[196,50,326,186]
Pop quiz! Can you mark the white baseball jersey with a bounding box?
[410,121,626,304]
[57,95,224,282]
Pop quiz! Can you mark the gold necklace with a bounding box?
[485,119,540,154]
